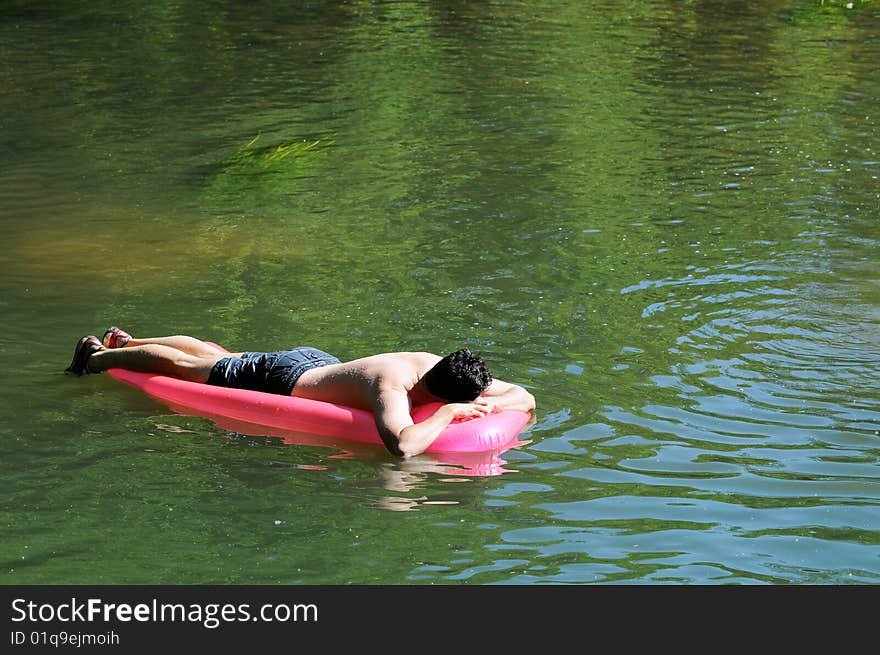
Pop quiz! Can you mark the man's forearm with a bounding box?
[395,405,458,458]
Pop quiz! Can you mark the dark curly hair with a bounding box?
[422,348,493,402]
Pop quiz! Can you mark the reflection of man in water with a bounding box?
[375,451,521,511]
[66,327,536,458]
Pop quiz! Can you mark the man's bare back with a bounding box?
[292,352,441,411]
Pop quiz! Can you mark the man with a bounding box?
[66,328,536,458]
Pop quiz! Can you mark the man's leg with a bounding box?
[104,328,244,358]
[87,344,225,382]
[122,335,237,358]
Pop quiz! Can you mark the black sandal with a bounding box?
[65,336,105,375]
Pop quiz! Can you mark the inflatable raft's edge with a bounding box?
[107,366,529,454]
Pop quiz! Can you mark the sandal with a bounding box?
[65,336,105,375]
[102,326,132,349]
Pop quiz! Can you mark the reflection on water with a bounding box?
[218,419,526,480]
[1,0,878,584]
[178,411,528,510]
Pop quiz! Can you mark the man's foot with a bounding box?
[65,336,105,375]
[102,326,131,349]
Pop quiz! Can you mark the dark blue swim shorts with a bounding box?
[206,346,341,396]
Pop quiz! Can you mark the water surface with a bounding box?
[1,0,878,584]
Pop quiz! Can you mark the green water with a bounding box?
[1,0,878,584]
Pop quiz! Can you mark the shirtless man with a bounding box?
[66,328,536,458]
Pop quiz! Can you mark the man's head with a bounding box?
[422,348,493,403]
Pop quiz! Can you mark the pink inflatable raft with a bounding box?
[107,343,531,454]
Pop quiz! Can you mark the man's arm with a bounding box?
[373,387,488,458]
[474,379,536,414]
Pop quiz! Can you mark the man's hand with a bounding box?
[446,401,491,420]
[472,396,500,414]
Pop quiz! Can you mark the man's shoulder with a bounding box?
[398,350,441,360]
[363,351,440,363]
[374,351,440,369]
[363,352,439,386]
